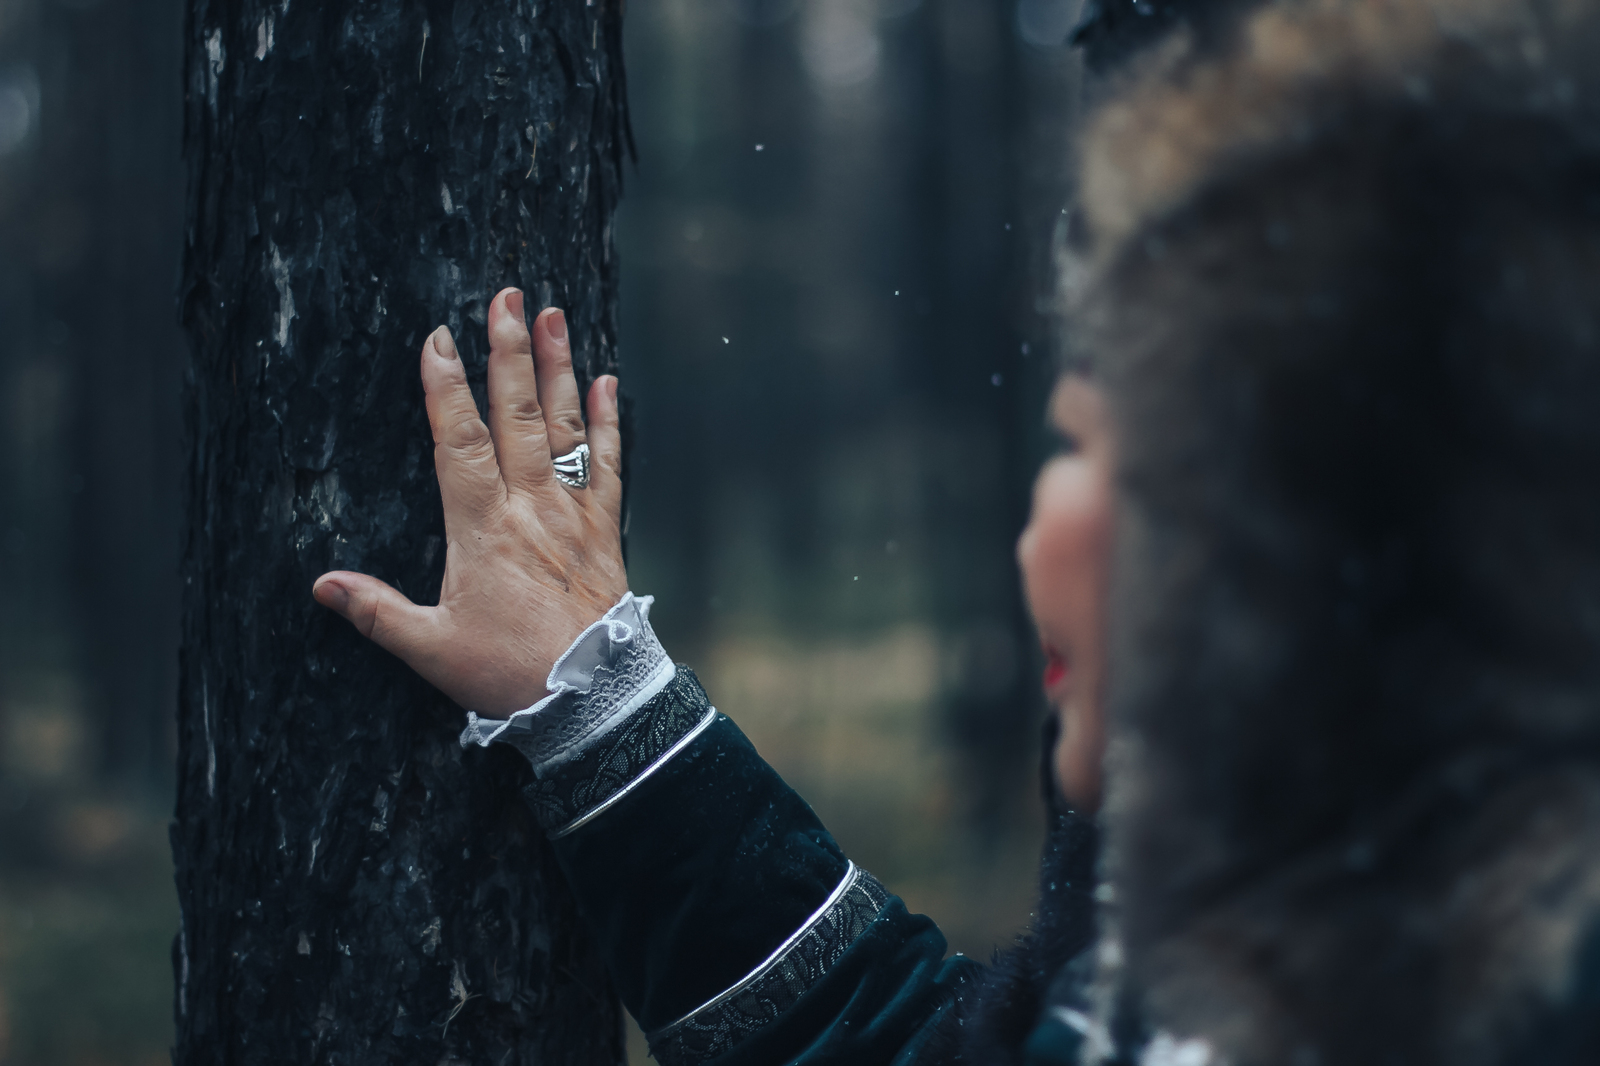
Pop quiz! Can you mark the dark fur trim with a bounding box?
[1075,0,1600,1061]
[951,809,1101,1065]
[920,714,1102,1066]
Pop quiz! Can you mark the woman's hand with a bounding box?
[312,287,628,716]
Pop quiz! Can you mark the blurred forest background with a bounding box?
[0,0,1083,1062]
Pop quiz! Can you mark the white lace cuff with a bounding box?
[457,592,676,776]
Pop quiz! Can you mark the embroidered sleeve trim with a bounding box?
[646,862,892,1066]
[551,706,717,839]
[521,666,715,834]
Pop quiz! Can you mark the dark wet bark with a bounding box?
[172,2,629,1063]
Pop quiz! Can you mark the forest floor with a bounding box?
[0,701,176,1066]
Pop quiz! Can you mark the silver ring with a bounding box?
[553,442,590,489]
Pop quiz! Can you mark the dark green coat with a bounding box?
[521,667,1099,1066]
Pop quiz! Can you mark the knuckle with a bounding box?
[426,360,470,395]
[448,416,494,451]
[441,439,497,472]
[491,319,534,355]
[353,598,382,640]
[367,605,417,655]
[550,411,587,440]
[502,398,547,427]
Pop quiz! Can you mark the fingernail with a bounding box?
[605,375,619,403]
[314,579,350,613]
[432,326,458,360]
[544,308,568,344]
[505,289,524,321]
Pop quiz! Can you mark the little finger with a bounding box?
[586,375,624,525]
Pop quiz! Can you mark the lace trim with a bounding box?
[458,592,674,774]
[647,863,892,1066]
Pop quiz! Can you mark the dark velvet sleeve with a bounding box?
[520,666,983,1066]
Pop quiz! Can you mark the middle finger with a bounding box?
[486,288,558,495]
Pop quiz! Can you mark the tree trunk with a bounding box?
[172,3,629,1063]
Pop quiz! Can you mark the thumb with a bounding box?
[313,571,435,661]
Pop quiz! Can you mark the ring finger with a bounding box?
[531,307,589,486]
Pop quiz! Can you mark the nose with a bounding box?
[1016,519,1035,574]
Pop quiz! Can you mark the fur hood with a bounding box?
[1071,0,1600,1061]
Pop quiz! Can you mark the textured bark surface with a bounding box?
[173,2,628,1063]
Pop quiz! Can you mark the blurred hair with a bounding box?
[1065,0,1600,1061]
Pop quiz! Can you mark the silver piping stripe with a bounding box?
[656,862,862,1035]
[551,706,720,839]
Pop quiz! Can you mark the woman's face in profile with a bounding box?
[1017,375,1114,811]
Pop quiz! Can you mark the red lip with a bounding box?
[1043,650,1068,690]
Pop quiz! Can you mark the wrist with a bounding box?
[460,592,676,775]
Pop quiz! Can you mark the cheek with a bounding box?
[1021,466,1106,605]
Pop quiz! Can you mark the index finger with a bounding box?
[422,326,507,528]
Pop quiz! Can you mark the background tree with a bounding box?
[172,2,629,1062]
[0,0,184,793]
[619,0,1072,870]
